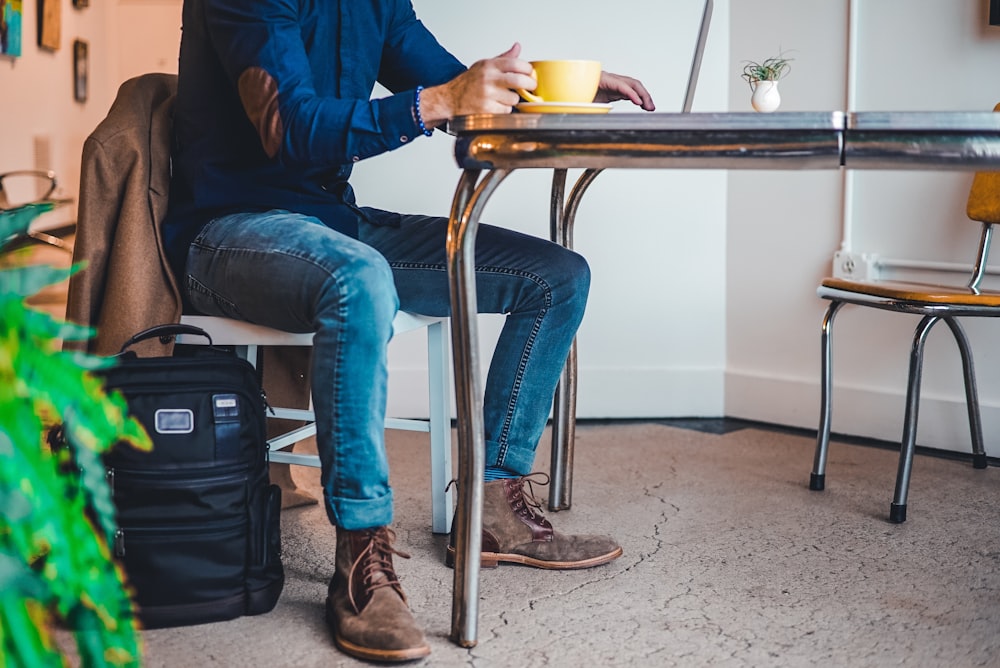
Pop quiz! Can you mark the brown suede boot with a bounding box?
[446,473,623,570]
[326,527,430,663]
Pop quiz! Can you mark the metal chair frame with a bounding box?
[810,220,995,523]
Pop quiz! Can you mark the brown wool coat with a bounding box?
[66,73,179,357]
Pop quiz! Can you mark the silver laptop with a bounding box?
[682,0,713,113]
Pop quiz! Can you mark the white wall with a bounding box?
[360,0,732,419]
[725,0,850,432]
[726,0,1000,456]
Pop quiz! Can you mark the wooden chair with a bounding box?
[810,162,1000,523]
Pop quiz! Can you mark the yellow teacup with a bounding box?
[517,60,602,104]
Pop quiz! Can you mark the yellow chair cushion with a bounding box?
[821,277,1000,307]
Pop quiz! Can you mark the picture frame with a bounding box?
[1,0,24,57]
[73,38,88,102]
[37,0,59,50]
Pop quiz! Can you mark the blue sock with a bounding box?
[483,466,518,482]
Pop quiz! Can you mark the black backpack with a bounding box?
[99,324,283,629]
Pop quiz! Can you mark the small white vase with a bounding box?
[751,80,781,113]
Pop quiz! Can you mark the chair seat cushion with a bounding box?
[819,277,1000,307]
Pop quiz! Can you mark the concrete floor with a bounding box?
[139,421,1000,667]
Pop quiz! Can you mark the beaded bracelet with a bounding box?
[414,85,434,137]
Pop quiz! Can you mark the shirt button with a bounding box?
[352,156,360,162]
[400,135,409,143]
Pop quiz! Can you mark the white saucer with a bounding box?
[515,102,613,115]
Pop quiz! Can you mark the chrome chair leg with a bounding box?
[427,319,455,534]
[943,317,988,469]
[811,300,844,491]
[890,315,940,523]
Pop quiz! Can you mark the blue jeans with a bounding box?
[183,208,590,530]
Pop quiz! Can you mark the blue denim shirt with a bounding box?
[162,0,466,276]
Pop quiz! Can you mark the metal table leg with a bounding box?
[447,167,510,647]
[547,168,604,511]
[447,164,601,639]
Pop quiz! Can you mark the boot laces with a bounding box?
[511,472,550,520]
[447,472,551,520]
[348,527,411,614]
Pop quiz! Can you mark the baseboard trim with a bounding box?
[386,366,725,420]
[725,371,1000,458]
[387,366,999,459]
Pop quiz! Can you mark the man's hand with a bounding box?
[418,43,535,126]
[594,72,656,111]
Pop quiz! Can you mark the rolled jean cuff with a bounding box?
[486,439,535,477]
[324,489,395,530]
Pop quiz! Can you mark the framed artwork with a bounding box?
[38,0,59,50]
[73,38,88,102]
[1,0,23,57]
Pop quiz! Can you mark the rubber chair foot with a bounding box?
[809,473,825,491]
[973,453,988,469]
[889,503,907,524]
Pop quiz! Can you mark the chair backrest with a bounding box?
[967,163,1000,227]
[963,102,1000,290]
[0,170,58,210]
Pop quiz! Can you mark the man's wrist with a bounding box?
[414,86,434,137]
[415,85,449,128]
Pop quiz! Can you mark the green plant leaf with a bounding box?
[0,203,56,249]
[0,595,64,668]
[0,555,48,601]
[1,205,145,666]
[0,265,77,300]
[739,51,794,89]
[16,301,96,346]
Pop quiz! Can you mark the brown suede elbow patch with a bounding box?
[238,67,283,159]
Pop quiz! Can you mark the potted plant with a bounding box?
[1,202,151,666]
[740,52,793,113]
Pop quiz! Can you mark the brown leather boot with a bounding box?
[446,473,623,570]
[326,527,430,662]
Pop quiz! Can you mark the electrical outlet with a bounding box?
[832,251,879,280]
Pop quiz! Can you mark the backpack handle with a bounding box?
[119,323,213,353]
